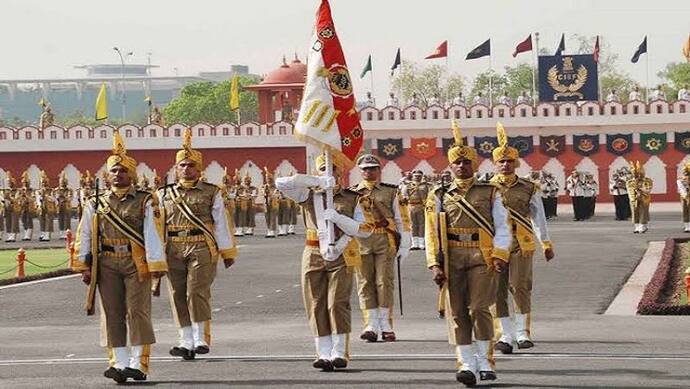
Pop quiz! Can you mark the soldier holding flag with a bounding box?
[72,131,167,383]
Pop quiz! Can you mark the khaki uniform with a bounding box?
[36,187,56,239]
[4,188,20,240]
[262,185,280,236]
[490,176,551,336]
[236,184,257,233]
[54,186,73,235]
[677,177,690,228]
[277,192,291,235]
[626,176,652,229]
[159,181,237,350]
[18,187,36,239]
[425,179,511,346]
[73,187,167,373]
[351,181,411,335]
[276,173,371,362]
[405,180,431,246]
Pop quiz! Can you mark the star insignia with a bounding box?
[646,138,661,151]
[383,143,398,156]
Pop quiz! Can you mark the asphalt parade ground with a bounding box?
[1,211,689,388]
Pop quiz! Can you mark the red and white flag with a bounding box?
[295,0,363,163]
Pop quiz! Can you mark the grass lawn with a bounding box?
[0,248,70,280]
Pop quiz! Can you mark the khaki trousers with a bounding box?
[495,249,533,317]
[356,233,395,311]
[166,242,217,330]
[21,210,32,229]
[302,248,353,336]
[410,205,425,238]
[4,211,19,233]
[39,213,54,232]
[265,207,278,231]
[631,201,650,224]
[445,247,497,345]
[238,206,256,228]
[98,254,155,347]
[682,200,689,223]
[58,207,71,230]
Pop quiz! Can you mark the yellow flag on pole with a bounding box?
[95,82,108,121]
[229,75,240,111]
[683,34,690,63]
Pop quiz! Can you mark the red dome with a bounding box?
[261,55,307,85]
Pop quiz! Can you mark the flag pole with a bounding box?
[645,36,650,103]
[324,149,336,245]
[533,32,540,108]
[489,50,494,109]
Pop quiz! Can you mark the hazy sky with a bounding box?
[2,0,689,101]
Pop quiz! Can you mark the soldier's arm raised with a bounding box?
[275,174,330,203]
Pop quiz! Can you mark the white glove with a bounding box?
[317,176,335,190]
[396,231,412,263]
[323,208,361,236]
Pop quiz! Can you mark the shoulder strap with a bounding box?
[453,193,496,237]
[507,206,535,235]
[169,185,218,249]
[96,196,145,247]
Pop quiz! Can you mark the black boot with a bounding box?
[103,367,127,383]
[455,370,477,387]
[169,346,195,360]
[122,367,147,381]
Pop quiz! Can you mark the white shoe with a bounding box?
[640,224,648,233]
[363,309,380,335]
[266,230,275,238]
[234,227,244,237]
[244,227,254,235]
[514,313,533,346]
[684,223,690,232]
[287,225,295,234]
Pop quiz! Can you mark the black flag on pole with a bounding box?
[391,48,401,76]
[631,36,647,63]
[555,33,566,56]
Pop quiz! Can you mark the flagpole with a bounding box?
[534,32,540,108]
[445,42,450,106]
[489,51,494,109]
[324,150,335,245]
[645,35,650,103]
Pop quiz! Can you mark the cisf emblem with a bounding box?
[547,56,588,99]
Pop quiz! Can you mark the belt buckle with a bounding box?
[178,230,188,237]
[114,244,129,254]
[458,233,471,241]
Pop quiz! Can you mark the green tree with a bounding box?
[469,64,534,103]
[162,75,259,125]
[391,61,466,106]
[658,62,690,98]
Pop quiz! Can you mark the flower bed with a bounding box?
[637,238,690,315]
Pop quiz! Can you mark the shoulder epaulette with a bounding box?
[343,187,358,195]
[380,183,398,189]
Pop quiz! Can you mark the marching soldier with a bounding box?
[583,173,598,219]
[490,123,555,355]
[18,171,36,241]
[228,169,242,236]
[78,171,95,220]
[4,172,20,242]
[425,120,511,385]
[351,154,412,343]
[677,163,690,232]
[159,128,238,360]
[72,130,167,383]
[626,161,653,233]
[235,173,257,236]
[36,171,57,241]
[54,172,73,239]
[221,168,237,224]
[540,172,559,219]
[261,167,280,238]
[276,154,373,371]
[406,170,431,250]
[277,179,292,236]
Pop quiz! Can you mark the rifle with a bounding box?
[85,178,101,316]
[436,181,449,318]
